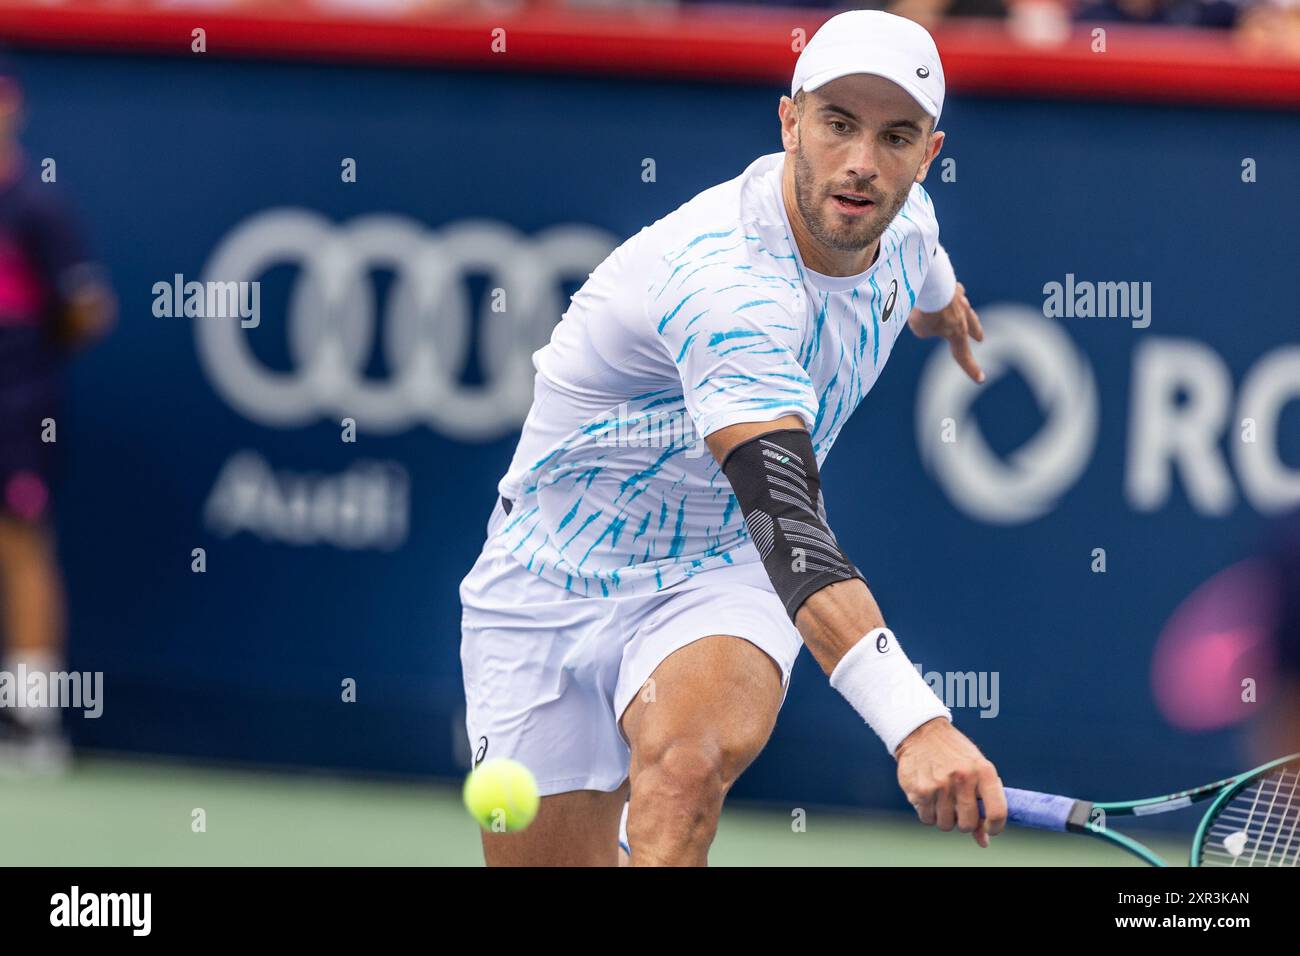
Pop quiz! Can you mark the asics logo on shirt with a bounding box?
[883,278,899,322]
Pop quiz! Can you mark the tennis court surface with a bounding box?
[0,757,1185,866]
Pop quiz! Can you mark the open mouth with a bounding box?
[832,194,875,211]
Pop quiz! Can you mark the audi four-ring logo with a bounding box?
[196,209,618,439]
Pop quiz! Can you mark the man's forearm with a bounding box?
[705,415,890,672]
[705,417,951,756]
[795,577,886,674]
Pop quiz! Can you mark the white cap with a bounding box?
[791,11,946,125]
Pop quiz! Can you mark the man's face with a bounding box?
[783,75,941,256]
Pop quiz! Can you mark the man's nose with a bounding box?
[844,137,881,184]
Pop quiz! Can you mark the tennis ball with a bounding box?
[463,758,540,833]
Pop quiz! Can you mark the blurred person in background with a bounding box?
[1073,0,1240,28]
[886,0,1008,30]
[1236,0,1300,56]
[681,0,1010,22]
[0,63,114,772]
[1259,514,1300,761]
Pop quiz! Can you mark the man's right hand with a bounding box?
[894,717,1007,848]
[906,280,984,384]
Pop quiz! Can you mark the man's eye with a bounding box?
[830,120,849,134]
[886,133,911,146]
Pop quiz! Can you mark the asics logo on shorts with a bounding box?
[195,209,618,438]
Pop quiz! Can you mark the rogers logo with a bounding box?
[918,304,1097,524]
[917,303,1300,523]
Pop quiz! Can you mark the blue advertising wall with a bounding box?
[11,48,1299,809]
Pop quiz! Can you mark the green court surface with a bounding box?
[0,756,1186,866]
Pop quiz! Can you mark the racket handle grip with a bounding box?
[979,787,1078,832]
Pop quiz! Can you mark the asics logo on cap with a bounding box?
[917,66,930,78]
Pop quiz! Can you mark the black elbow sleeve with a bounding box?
[720,427,865,621]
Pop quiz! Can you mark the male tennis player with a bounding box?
[460,10,1008,865]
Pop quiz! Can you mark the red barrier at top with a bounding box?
[0,4,1297,109]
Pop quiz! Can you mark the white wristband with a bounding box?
[829,627,952,757]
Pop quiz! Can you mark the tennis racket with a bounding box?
[983,753,1300,866]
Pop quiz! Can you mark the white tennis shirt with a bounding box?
[495,150,955,597]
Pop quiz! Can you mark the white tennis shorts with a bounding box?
[459,496,804,796]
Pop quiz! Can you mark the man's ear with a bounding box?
[779,96,800,152]
[915,129,944,183]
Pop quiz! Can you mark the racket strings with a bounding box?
[1199,763,1300,867]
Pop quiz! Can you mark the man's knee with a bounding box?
[627,728,769,865]
[629,738,728,859]
[639,738,725,808]
[635,721,770,805]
